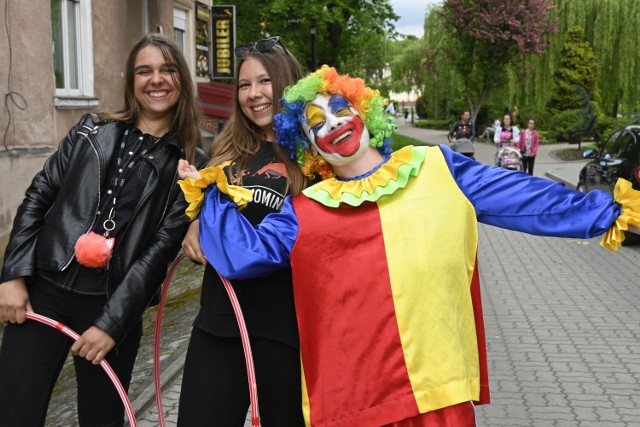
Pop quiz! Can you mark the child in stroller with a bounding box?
[493,113,522,171]
[497,145,523,171]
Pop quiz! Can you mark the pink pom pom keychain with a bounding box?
[75,231,115,268]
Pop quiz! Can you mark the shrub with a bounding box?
[545,109,584,141]
[415,119,450,130]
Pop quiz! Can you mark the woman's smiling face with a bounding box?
[237,57,276,141]
[133,45,180,123]
[302,93,370,166]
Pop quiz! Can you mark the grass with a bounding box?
[391,133,431,151]
[553,147,586,161]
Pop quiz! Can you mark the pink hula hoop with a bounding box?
[24,311,137,426]
[154,254,261,427]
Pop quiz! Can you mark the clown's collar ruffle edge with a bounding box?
[302,145,425,208]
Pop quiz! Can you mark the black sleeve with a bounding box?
[0,115,93,282]
[448,122,459,142]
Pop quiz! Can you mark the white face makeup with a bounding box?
[302,93,370,167]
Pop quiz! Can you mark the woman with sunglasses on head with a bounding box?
[177,37,307,427]
[0,33,205,426]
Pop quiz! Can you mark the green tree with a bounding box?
[546,26,598,113]
[262,0,398,72]
[438,0,558,123]
[387,37,425,94]
[214,0,398,75]
[409,8,461,120]
[590,0,640,116]
[516,0,640,118]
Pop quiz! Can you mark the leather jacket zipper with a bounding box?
[61,125,103,271]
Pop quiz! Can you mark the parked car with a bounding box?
[577,124,640,244]
[577,125,640,193]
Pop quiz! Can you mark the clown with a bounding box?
[177,66,640,426]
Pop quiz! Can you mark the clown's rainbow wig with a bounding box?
[274,65,397,179]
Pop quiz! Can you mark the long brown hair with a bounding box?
[101,33,202,164]
[208,42,308,195]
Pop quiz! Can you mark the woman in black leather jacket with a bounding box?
[0,34,205,426]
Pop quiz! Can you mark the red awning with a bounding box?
[198,81,233,119]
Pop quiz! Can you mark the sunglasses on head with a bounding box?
[234,36,291,58]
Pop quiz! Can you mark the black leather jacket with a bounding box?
[1,114,206,343]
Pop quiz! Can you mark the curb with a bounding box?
[544,170,574,188]
[125,341,190,426]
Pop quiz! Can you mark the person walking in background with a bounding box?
[494,113,520,165]
[176,66,640,427]
[480,116,500,141]
[494,113,519,147]
[448,109,475,144]
[0,33,205,426]
[519,118,540,175]
[176,36,307,427]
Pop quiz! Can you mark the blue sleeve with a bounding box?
[439,145,621,238]
[199,187,298,280]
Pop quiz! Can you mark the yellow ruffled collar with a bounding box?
[302,145,426,208]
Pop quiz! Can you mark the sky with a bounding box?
[389,0,443,38]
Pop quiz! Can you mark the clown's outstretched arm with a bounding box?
[199,186,297,280]
[440,145,640,249]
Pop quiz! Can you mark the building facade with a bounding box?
[0,0,231,261]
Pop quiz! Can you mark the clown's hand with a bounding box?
[178,159,201,180]
[628,223,640,235]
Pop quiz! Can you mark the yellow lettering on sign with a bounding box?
[215,19,232,74]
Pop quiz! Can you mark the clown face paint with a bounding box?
[302,94,370,167]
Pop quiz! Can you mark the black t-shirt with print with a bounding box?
[194,142,300,348]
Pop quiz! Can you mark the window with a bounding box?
[51,0,97,108]
[610,131,634,159]
[174,8,187,53]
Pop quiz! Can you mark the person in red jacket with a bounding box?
[518,118,540,175]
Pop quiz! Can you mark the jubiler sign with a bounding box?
[211,5,235,79]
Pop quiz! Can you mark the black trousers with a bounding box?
[522,155,536,175]
[0,279,142,427]
[177,327,305,427]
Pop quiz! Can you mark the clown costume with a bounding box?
[177,66,640,427]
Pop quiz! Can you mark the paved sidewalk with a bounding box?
[132,122,639,426]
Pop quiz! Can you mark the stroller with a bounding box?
[496,145,523,171]
[451,138,475,160]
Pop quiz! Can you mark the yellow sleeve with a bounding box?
[600,178,640,250]
[177,166,254,221]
